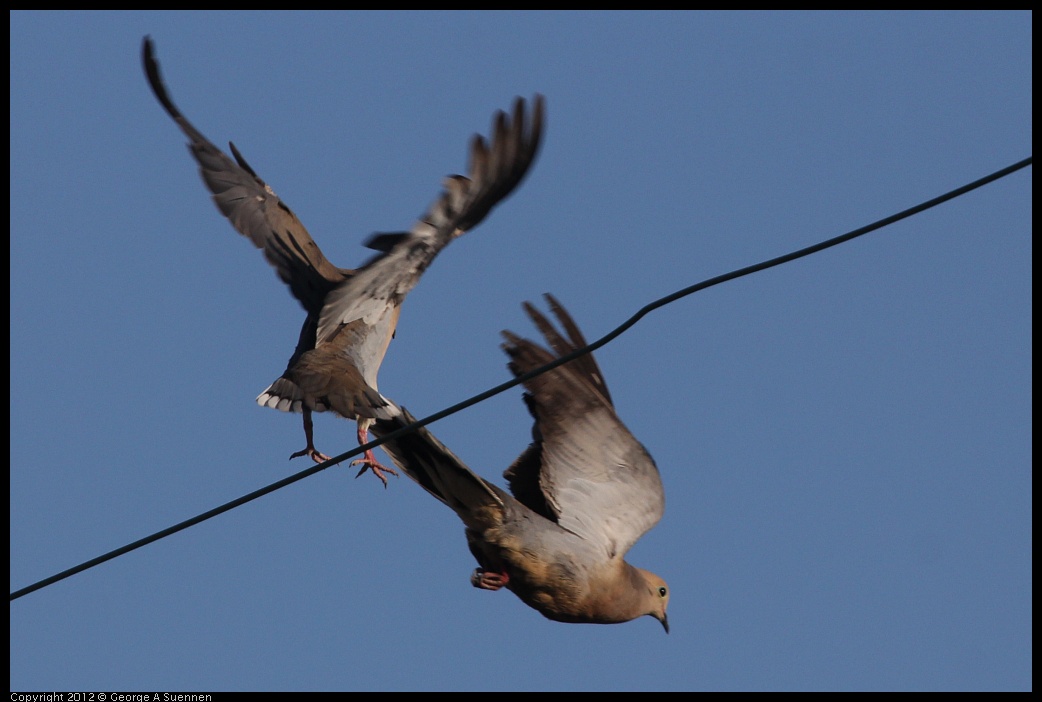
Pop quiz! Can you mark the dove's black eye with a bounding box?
[658,587,668,598]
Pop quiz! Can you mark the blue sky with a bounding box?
[10,11,1031,692]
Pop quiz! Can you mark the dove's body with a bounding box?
[468,497,667,626]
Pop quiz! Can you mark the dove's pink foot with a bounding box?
[351,449,399,488]
[352,423,398,488]
[471,568,510,591]
[290,446,331,463]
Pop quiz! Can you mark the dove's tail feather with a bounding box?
[256,379,312,414]
[371,408,504,525]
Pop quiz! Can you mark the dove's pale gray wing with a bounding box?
[143,37,345,315]
[315,95,544,344]
[501,295,664,559]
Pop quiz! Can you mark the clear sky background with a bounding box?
[10,11,1031,692]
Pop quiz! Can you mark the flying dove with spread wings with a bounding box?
[142,37,544,485]
[371,295,669,630]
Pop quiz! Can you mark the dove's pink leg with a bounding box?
[351,421,399,488]
[471,568,510,591]
[289,408,331,463]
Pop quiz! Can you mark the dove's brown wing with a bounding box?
[315,94,544,346]
[143,36,346,317]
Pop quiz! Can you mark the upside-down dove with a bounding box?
[371,295,669,630]
[142,38,544,485]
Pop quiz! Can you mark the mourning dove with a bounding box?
[371,295,669,631]
[142,38,544,485]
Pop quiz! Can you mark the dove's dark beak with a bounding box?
[659,613,670,634]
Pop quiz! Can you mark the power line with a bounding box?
[9,155,1031,602]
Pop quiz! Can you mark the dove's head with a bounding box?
[637,569,671,634]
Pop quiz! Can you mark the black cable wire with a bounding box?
[9,155,1031,602]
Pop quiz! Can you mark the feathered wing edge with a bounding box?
[142,36,344,314]
[370,408,504,528]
